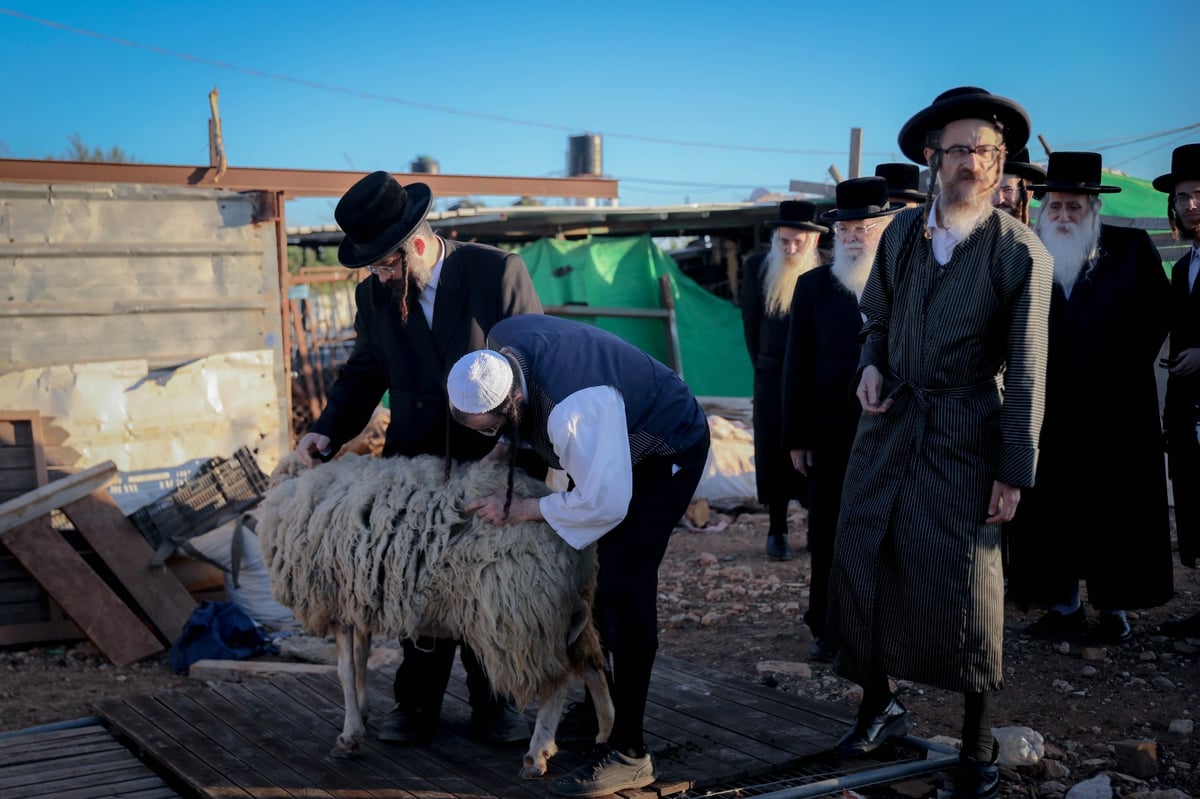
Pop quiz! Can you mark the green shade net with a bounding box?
[518,235,753,398]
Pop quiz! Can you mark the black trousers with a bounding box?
[392,638,506,721]
[600,431,710,752]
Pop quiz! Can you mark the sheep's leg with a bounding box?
[353,628,371,722]
[521,685,566,779]
[582,663,614,744]
[332,624,365,758]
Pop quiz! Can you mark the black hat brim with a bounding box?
[337,182,434,268]
[1028,181,1121,195]
[1004,163,1047,183]
[888,188,927,204]
[820,201,909,223]
[764,219,829,233]
[898,94,1030,165]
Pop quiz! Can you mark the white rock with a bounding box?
[754,660,812,679]
[1167,719,1194,736]
[1065,773,1112,799]
[994,725,1045,766]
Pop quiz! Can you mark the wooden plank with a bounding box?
[0,412,47,489]
[0,420,34,446]
[0,725,175,799]
[0,619,82,646]
[94,693,256,799]
[60,491,196,642]
[0,461,118,536]
[188,659,336,681]
[0,516,162,665]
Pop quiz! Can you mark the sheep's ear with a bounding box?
[566,601,589,646]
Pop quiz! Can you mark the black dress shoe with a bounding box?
[1160,612,1200,639]
[766,531,792,561]
[470,701,532,745]
[808,637,838,664]
[1025,605,1087,639]
[1094,612,1132,644]
[377,703,436,744]
[833,697,913,757]
[951,743,1000,799]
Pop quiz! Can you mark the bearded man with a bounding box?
[1006,151,1173,646]
[781,177,903,663]
[1154,143,1200,638]
[826,88,1053,799]
[991,146,1045,225]
[741,201,827,560]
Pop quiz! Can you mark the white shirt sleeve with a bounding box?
[537,385,632,550]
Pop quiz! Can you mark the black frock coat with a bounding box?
[311,238,543,461]
[1165,249,1200,567]
[1007,225,1173,609]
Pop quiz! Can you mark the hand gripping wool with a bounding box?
[256,452,613,778]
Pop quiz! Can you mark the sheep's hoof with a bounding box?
[330,738,361,759]
[520,758,548,779]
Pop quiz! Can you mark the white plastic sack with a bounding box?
[186,516,297,630]
[693,415,757,504]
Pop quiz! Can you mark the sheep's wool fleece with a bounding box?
[257,454,598,704]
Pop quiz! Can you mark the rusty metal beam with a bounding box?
[0,159,619,199]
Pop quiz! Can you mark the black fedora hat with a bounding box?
[821,177,908,223]
[1002,147,1046,183]
[1029,151,1120,195]
[873,163,926,204]
[335,171,434,268]
[897,86,1030,165]
[1153,143,1200,193]
[764,200,828,233]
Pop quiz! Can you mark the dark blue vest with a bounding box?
[487,315,707,470]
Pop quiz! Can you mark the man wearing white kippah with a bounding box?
[446,314,710,798]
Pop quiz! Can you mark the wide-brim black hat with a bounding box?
[335,171,434,268]
[764,199,828,233]
[1029,151,1120,195]
[1153,143,1200,193]
[820,177,908,222]
[873,162,926,203]
[897,86,1030,165]
[1003,147,1046,183]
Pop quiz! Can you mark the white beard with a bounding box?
[830,238,876,300]
[1038,213,1101,297]
[762,244,819,317]
[939,194,994,241]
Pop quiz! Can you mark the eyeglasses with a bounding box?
[1174,190,1200,207]
[938,144,1004,165]
[834,222,879,238]
[366,261,399,277]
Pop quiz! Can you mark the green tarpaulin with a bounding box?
[519,235,753,398]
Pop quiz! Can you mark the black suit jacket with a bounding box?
[311,238,542,459]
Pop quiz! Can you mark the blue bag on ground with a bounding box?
[169,600,273,674]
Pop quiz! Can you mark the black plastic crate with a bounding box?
[128,446,269,555]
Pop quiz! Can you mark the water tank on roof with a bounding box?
[567,134,603,177]
[410,156,440,174]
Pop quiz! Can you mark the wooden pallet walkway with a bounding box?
[0,722,181,799]
[82,653,857,798]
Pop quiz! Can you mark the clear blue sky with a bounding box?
[2,1,1195,228]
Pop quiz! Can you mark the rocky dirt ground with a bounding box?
[2,505,1197,799]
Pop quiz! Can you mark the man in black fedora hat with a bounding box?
[826,87,1052,799]
[1006,151,1173,646]
[874,163,926,208]
[781,177,904,664]
[1153,143,1200,638]
[740,200,828,561]
[992,146,1045,225]
[292,170,544,746]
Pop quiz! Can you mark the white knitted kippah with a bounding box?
[447,350,513,414]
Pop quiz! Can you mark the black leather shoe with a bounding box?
[1025,605,1087,639]
[377,703,436,744]
[833,697,913,757]
[766,532,792,561]
[808,637,838,664]
[470,701,532,745]
[1160,612,1200,639]
[951,742,1000,799]
[1094,612,1132,644]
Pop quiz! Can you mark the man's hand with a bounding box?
[790,448,814,476]
[294,431,332,468]
[986,480,1021,523]
[1169,347,1200,377]
[856,365,894,415]
[465,494,543,525]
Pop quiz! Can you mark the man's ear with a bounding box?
[923,147,936,167]
[412,236,427,257]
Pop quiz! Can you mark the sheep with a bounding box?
[255,451,614,778]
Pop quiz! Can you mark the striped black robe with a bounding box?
[828,206,1053,693]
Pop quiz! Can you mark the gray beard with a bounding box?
[830,239,875,300]
[1037,214,1101,297]
[939,192,995,240]
[762,245,818,317]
